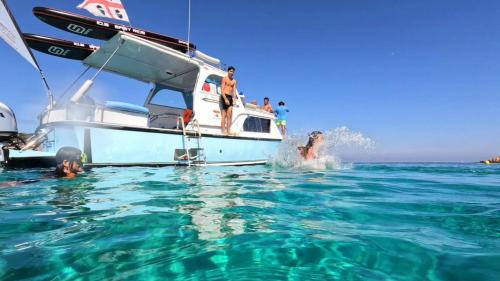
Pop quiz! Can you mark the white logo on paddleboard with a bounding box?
[48,46,70,56]
[96,21,110,28]
[112,24,146,35]
[67,24,92,35]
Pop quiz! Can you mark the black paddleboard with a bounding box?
[24,33,98,60]
[33,6,196,53]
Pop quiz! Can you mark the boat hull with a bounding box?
[34,122,280,167]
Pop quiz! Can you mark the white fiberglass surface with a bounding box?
[83,33,199,91]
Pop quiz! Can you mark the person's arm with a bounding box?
[0,181,19,188]
[221,77,229,104]
[0,179,40,188]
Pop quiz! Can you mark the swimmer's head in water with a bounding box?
[55,147,83,178]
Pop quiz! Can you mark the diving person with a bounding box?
[221,66,238,135]
[298,131,324,161]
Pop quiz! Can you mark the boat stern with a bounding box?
[1,149,56,168]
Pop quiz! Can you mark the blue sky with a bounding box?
[1,0,499,162]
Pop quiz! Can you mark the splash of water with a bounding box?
[270,126,374,170]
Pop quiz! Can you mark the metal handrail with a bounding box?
[177,117,206,165]
[191,119,202,137]
[176,116,190,166]
[189,119,206,164]
[176,116,186,134]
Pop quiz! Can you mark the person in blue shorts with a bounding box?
[275,101,289,136]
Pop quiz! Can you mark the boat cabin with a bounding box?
[41,32,281,140]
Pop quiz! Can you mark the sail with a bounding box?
[0,0,40,70]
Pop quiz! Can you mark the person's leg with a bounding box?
[227,106,233,134]
[283,125,287,137]
[221,109,227,134]
[276,122,281,135]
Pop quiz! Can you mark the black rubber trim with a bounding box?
[4,156,56,168]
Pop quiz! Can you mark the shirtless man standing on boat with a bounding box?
[262,97,273,113]
[221,66,237,135]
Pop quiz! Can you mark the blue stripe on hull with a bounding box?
[45,125,280,165]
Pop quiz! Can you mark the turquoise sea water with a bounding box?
[0,163,499,280]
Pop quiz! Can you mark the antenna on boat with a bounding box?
[0,0,54,109]
[187,0,191,55]
[70,42,123,103]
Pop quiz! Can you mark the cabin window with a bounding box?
[202,75,222,95]
[243,117,271,133]
[147,88,193,129]
[150,88,191,109]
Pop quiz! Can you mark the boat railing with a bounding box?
[176,116,191,165]
[189,118,206,164]
[176,117,206,165]
[191,119,202,138]
[176,116,186,134]
[192,50,226,71]
[176,116,202,137]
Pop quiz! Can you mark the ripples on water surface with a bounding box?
[0,163,499,280]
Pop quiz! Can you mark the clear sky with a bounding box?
[1,0,499,162]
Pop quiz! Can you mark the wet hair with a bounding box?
[54,163,67,178]
[306,131,323,147]
[309,131,323,137]
[55,147,83,177]
[264,97,269,101]
[300,131,323,159]
[228,66,236,72]
[278,101,285,106]
[56,147,83,166]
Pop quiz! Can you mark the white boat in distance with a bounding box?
[2,32,282,167]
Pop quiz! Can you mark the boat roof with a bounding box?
[83,32,200,91]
